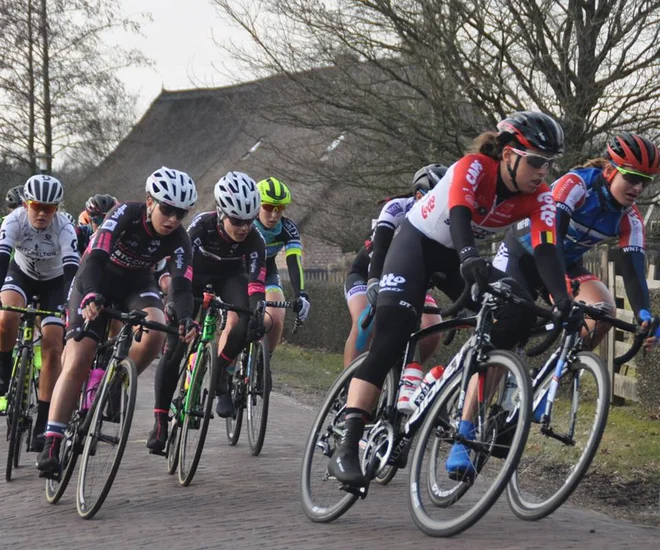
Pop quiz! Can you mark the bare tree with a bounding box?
[0,0,149,175]
[214,0,660,225]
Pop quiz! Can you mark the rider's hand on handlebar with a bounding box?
[179,318,199,344]
[81,292,103,322]
[366,278,379,308]
[296,291,311,322]
[459,256,490,294]
[638,309,660,351]
[247,316,266,342]
[554,297,582,333]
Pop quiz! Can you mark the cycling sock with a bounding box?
[341,408,370,451]
[45,421,67,439]
[154,408,168,422]
[35,400,50,431]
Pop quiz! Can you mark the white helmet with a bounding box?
[214,171,260,219]
[145,167,198,210]
[24,174,64,204]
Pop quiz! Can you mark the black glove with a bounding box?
[247,316,266,342]
[178,317,199,335]
[459,256,490,293]
[366,278,379,308]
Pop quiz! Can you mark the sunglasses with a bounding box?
[615,165,654,188]
[27,200,58,214]
[507,146,557,170]
[262,203,286,213]
[226,216,256,227]
[157,201,188,221]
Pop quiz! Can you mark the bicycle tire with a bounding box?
[408,350,532,537]
[18,367,39,467]
[247,339,270,456]
[45,413,82,504]
[300,354,366,523]
[166,364,188,476]
[6,347,29,482]
[225,355,245,446]
[76,358,137,519]
[178,340,218,486]
[373,367,399,485]
[507,351,610,520]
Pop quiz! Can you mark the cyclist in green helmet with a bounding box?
[254,177,310,355]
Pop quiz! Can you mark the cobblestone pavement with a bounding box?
[1,368,658,549]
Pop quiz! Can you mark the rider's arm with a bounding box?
[368,199,408,281]
[80,202,132,295]
[619,206,651,316]
[167,232,194,321]
[186,212,206,256]
[281,218,305,297]
[246,230,267,310]
[0,214,18,285]
[525,188,570,302]
[551,173,588,273]
[58,220,80,292]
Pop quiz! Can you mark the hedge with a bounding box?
[280,280,660,413]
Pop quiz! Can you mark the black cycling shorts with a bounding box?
[66,267,163,341]
[1,261,65,327]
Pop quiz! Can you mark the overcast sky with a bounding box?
[117,0,254,117]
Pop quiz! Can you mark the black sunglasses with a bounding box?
[226,216,255,227]
[157,201,188,220]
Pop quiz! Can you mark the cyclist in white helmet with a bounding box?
[37,167,199,478]
[0,175,78,448]
[147,171,267,452]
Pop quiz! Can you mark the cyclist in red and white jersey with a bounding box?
[327,111,573,487]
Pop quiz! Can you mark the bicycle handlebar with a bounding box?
[0,304,63,318]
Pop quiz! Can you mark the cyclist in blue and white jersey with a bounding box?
[0,176,78,450]
[342,164,447,367]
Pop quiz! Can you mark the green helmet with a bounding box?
[257,177,292,206]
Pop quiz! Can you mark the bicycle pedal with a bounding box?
[38,469,61,482]
[339,482,369,499]
[447,470,476,485]
[149,448,166,457]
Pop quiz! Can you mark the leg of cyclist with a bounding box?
[418,294,443,363]
[215,270,251,418]
[264,286,286,355]
[567,270,615,350]
[0,289,24,412]
[343,271,370,368]
[328,221,436,486]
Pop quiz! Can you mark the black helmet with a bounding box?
[85,193,117,216]
[412,164,448,193]
[497,111,565,156]
[5,185,25,209]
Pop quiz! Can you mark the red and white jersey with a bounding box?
[407,154,557,249]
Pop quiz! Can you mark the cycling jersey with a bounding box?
[187,211,266,301]
[0,209,78,283]
[254,217,304,296]
[508,167,649,314]
[77,201,193,322]
[78,210,91,226]
[75,223,93,255]
[408,154,557,249]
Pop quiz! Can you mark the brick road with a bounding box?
[1,367,659,549]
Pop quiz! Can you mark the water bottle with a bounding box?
[83,368,104,411]
[411,365,445,409]
[501,373,518,412]
[397,362,424,413]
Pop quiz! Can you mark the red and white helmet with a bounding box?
[145,167,198,210]
[214,171,260,219]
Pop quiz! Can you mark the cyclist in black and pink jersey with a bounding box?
[342,164,447,368]
[147,171,267,454]
[37,167,199,478]
[326,111,573,487]
[494,132,660,349]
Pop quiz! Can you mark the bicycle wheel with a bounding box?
[300,354,365,523]
[20,367,39,465]
[247,339,270,456]
[45,412,83,504]
[374,367,399,485]
[408,350,532,537]
[178,340,218,486]
[225,355,245,446]
[6,347,29,482]
[76,358,137,519]
[507,351,610,520]
[166,364,187,476]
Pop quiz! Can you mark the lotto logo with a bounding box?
[380,273,406,289]
[421,195,436,219]
[537,192,555,227]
